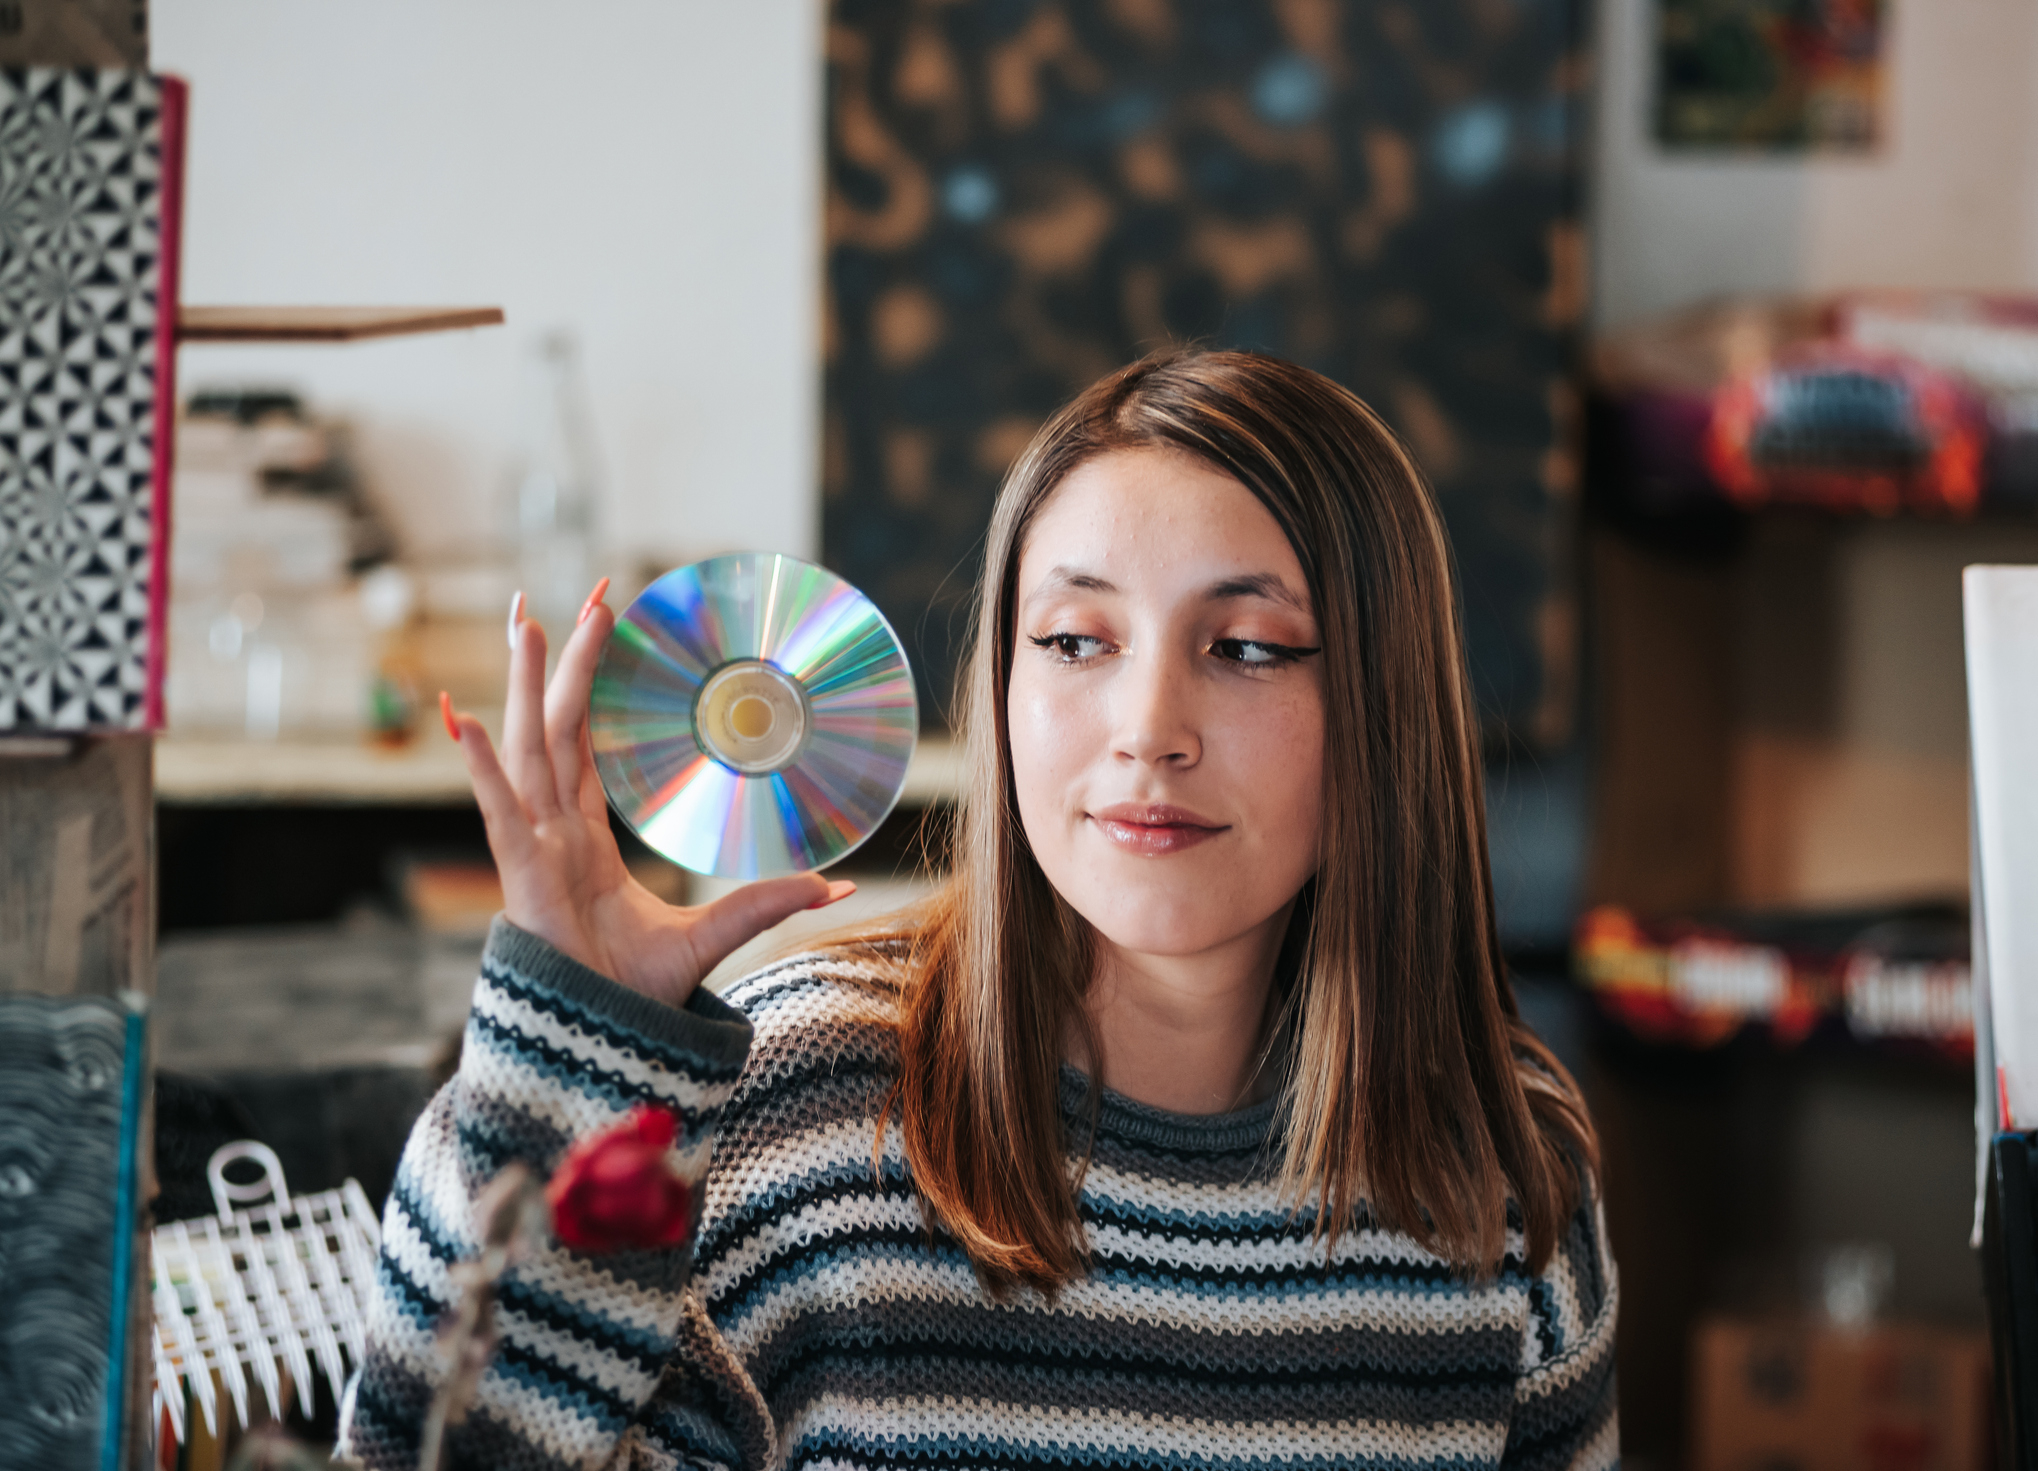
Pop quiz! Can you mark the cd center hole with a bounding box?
[729,695,775,740]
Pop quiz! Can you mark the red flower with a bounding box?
[545,1106,693,1253]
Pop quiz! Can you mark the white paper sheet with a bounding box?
[1962,566,2038,1138]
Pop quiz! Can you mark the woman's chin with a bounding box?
[1076,885,1279,962]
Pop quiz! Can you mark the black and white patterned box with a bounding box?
[0,68,183,730]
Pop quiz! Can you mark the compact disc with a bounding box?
[589,553,919,879]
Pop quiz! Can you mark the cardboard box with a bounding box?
[1691,1317,1992,1471]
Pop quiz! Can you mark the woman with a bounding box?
[340,349,1617,1471]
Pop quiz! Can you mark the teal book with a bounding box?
[0,991,149,1470]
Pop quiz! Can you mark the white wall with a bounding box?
[152,1,822,570]
[1591,0,2038,329]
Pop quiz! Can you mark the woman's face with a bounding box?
[1007,448,1327,965]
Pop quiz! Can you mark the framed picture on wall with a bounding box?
[1655,0,1885,150]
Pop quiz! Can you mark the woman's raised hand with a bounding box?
[439,581,853,1009]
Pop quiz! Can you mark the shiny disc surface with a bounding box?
[590,553,919,879]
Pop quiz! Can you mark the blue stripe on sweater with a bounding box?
[1528,1277,1561,1362]
[481,1336,636,1436]
[711,1224,1500,1319]
[454,1108,569,1180]
[782,1424,1497,1471]
[369,1248,442,1333]
[642,1400,745,1466]
[483,956,748,1089]
[466,1003,732,1134]
[386,1168,684,1370]
[495,1275,675,1376]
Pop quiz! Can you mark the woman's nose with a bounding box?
[1110,643,1201,768]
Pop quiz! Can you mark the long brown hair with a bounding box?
[869,347,1595,1296]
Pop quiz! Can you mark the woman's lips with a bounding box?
[1088,803,1228,857]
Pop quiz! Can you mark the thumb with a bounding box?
[686,873,855,974]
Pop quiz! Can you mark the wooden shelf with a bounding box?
[157,733,477,804]
[177,305,506,343]
[155,731,963,808]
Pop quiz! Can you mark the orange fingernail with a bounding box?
[807,879,857,910]
[439,690,460,742]
[578,576,612,625]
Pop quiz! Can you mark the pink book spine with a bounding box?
[144,75,188,730]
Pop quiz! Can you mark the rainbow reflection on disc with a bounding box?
[589,553,919,879]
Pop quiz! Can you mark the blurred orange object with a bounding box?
[398,858,503,936]
[1575,905,1822,1048]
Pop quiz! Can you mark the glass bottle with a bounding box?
[509,330,602,641]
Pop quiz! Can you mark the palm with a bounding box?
[444,596,846,1008]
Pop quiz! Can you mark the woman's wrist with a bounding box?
[503,903,625,990]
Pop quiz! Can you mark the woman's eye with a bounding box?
[1028,632,1109,662]
[1210,637,1320,667]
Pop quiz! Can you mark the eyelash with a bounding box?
[1026,633,1321,668]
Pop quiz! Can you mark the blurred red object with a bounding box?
[1576,906,1821,1047]
[1704,347,1986,515]
[1574,905,1970,1056]
[1589,292,2038,517]
[546,1106,693,1253]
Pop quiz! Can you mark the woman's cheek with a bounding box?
[1006,668,1084,852]
[1246,681,1326,875]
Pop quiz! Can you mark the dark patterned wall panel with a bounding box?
[823,0,1587,740]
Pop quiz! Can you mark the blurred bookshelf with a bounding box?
[1577,294,2019,1464]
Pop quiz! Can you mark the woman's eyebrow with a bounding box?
[1023,566,1308,612]
[1203,572,1308,611]
[1024,565,1117,605]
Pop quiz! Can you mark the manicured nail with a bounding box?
[808,878,857,910]
[507,590,524,651]
[439,690,460,742]
[578,576,612,625]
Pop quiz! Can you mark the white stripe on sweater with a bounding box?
[776,1392,1511,1462]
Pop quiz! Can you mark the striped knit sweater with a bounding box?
[338,918,1619,1471]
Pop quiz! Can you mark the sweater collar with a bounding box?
[1057,1063,1284,1153]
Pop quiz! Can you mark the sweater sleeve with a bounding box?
[1500,1180,1621,1471]
[336,918,774,1471]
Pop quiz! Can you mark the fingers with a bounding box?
[812,879,859,909]
[575,721,609,821]
[441,692,532,858]
[545,586,614,801]
[502,611,559,814]
[685,874,853,975]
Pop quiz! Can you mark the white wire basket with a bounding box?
[151,1140,383,1445]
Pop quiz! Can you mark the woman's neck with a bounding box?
[1074,912,1290,1116]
